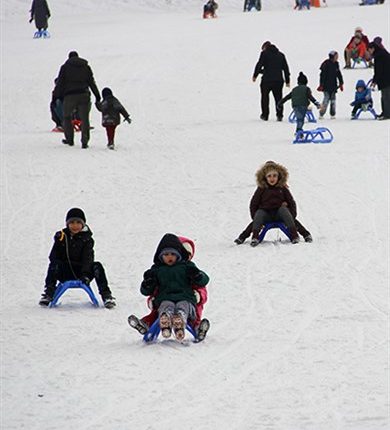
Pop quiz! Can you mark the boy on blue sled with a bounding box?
[350,80,374,119]
[133,233,209,342]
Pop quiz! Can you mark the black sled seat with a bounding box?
[49,280,99,307]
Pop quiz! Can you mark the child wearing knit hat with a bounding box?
[278,72,320,137]
[38,208,116,308]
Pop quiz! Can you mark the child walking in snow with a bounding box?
[277,72,320,137]
[350,80,373,118]
[128,236,210,341]
[136,233,209,341]
[318,51,344,119]
[38,208,116,309]
[96,87,131,150]
[238,161,303,247]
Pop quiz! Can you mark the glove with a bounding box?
[317,85,323,92]
[187,265,202,283]
[143,268,156,281]
[350,102,354,107]
[315,102,321,109]
[339,85,344,92]
[29,17,33,23]
[194,290,201,304]
[124,117,132,124]
[80,277,90,286]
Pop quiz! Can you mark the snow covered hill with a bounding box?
[1,1,389,429]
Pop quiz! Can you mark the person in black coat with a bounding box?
[252,43,290,121]
[368,42,390,119]
[29,0,50,31]
[318,51,344,119]
[39,208,115,308]
[53,51,101,148]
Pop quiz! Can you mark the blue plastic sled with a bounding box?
[288,110,317,124]
[143,318,197,343]
[34,30,50,39]
[352,105,377,119]
[293,127,333,144]
[257,222,292,243]
[352,57,368,68]
[49,280,100,307]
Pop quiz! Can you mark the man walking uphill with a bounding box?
[53,51,100,148]
[252,42,290,121]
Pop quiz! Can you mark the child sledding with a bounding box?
[234,161,312,247]
[129,234,210,342]
[350,80,376,119]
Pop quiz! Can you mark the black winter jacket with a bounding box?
[253,45,290,84]
[30,0,50,30]
[96,96,130,126]
[54,57,100,100]
[372,47,390,90]
[319,59,343,94]
[48,226,94,278]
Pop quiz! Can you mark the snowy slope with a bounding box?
[1,1,389,430]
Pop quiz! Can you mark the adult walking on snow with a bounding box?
[29,0,50,32]
[367,41,390,120]
[53,51,101,148]
[252,42,291,121]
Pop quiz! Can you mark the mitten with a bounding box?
[29,17,33,23]
[339,84,344,92]
[317,85,323,92]
[187,266,202,283]
[124,117,132,124]
[315,102,321,109]
[350,102,354,107]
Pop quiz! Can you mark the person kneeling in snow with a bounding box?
[129,234,209,341]
[277,72,320,138]
[38,208,116,309]
[129,236,210,341]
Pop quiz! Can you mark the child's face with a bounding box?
[266,171,279,186]
[357,87,364,92]
[68,220,83,235]
[162,253,178,266]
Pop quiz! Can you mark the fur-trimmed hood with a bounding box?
[255,161,289,189]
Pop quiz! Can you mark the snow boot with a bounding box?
[172,313,185,341]
[103,296,116,309]
[39,293,52,306]
[304,234,313,243]
[128,315,149,335]
[196,318,210,342]
[159,313,172,338]
[234,237,245,245]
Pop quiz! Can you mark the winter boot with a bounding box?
[128,315,149,335]
[107,141,115,150]
[159,313,172,338]
[234,237,245,245]
[38,293,52,306]
[289,227,299,244]
[103,295,116,309]
[172,313,186,341]
[304,234,313,243]
[196,318,210,342]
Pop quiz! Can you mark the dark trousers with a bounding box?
[351,101,372,116]
[380,86,390,118]
[238,217,309,241]
[63,93,91,145]
[260,81,284,119]
[294,106,307,131]
[252,207,297,237]
[44,260,112,299]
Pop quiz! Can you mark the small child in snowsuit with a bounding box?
[138,233,209,341]
[128,236,210,341]
[318,51,344,119]
[350,80,373,118]
[241,161,301,247]
[29,0,50,32]
[278,72,320,137]
[96,87,131,150]
[39,208,116,309]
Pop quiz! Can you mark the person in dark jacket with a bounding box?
[244,0,261,11]
[96,88,131,150]
[53,51,100,148]
[278,72,320,135]
[252,42,290,121]
[39,208,115,309]
[368,42,390,119]
[241,161,300,247]
[139,233,209,341]
[29,0,50,31]
[318,51,344,119]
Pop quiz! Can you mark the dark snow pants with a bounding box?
[63,93,91,146]
[260,81,284,119]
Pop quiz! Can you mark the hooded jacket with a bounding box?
[96,95,130,126]
[54,56,100,100]
[352,80,372,105]
[319,58,344,93]
[253,44,290,84]
[249,161,297,219]
[48,226,94,278]
[140,234,209,307]
[30,0,50,30]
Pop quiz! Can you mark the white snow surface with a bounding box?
[1,1,389,429]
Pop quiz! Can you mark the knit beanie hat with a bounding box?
[261,41,271,51]
[66,208,86,227]
[102,87,113,98]
[158,248,182,262]
[297,72,308,85]
[68,51,78,58]
[328,50,338,59]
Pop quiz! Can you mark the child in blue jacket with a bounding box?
[350,80,373,118]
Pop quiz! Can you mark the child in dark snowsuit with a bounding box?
[39,208,116,309]
[96,87,131,150]
[350,80,373,118]
[318,51,344,119]
[278,72,320,136]
[138,233,209,341]
[29,0,50,32]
